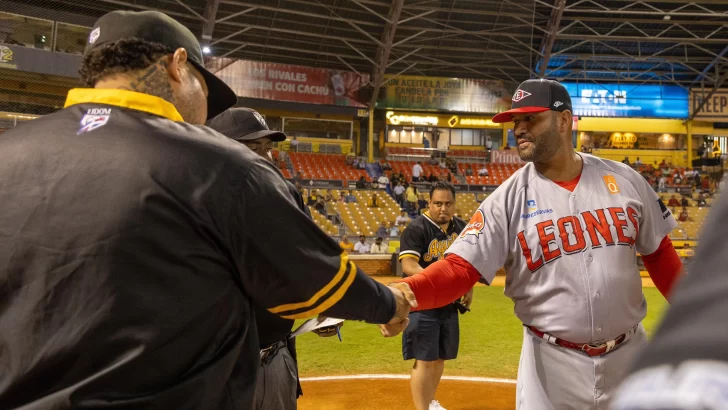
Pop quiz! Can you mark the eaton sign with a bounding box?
[562,83,688,119]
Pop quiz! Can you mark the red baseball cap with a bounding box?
[492,79,572,123]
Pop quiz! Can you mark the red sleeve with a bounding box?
[397,254,481,312]
[642,236,683,300]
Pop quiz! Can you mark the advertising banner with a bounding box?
[490,149,525,164]
[377,75,512,113]
[384,111,500,129]
[207,58,368,107]
[562,83,688,119]
[690,88,728,121]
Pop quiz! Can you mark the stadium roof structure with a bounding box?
[7,0,728,115]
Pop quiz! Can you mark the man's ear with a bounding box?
[560,110,572,133]
[167,48,188,84]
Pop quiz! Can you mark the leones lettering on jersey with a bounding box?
[512,89,532,102]
[78,108,112,134]
[460,209,485,239]
[603,175,620,194]
[517,206,640,273]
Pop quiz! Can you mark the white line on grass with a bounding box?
[300,374,517,384]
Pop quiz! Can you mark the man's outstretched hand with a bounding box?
[379,282,417,337]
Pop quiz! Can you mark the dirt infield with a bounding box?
[298,377,516,410]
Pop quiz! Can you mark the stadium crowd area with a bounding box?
[271,142,720,256]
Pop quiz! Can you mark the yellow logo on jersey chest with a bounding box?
[423,233,459,262]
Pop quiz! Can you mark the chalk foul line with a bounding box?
[300,374,516,384]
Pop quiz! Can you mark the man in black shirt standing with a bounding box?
[208,107,343,410]
[398,181,473,410]
[0,10,414,410]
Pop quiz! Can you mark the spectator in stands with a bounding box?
[314,197,327,216]
[622,156,630,165]
[680,196,690,207]
[405,185,418,214]
[323,189,333,202]
[678,207,690,222]
[370,237,387,254]
[345,190,357,203]
[465,167,473,176]
[369,193,380,208]
[378,173,390,191]
[658,175,666,192]
[306,189,318,206]
[446,173,452,182]
[417,194,428,215]
[668,195,680,207]
[290,136,299,152]
[356,176,367,189]
[694,173,702,189]
[485,137,493,151]
[428,173,438,183]
[339,235,354,252]
[423,138,430,149]
[345,153,354,166]
[354,235,371,254]
[338,192,346,203]
[674,173,683,186]
[376,222,388,238]
[634,157,642,165]
[381,160,392,171]
[352,157,359,168]
[295,181,303,194]
[428,155,439,166]
[696,193,707,207]
[393,181,405,205]
[389,221,400,237]
[412,161,424,182]
[357,158,367,170]
[395,211,410,227]
[293,171,303,184]
[659,159,667,168]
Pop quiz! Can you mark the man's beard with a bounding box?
[518,122,561,162]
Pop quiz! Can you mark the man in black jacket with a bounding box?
[208,107,343,410]
[0,10,414,410]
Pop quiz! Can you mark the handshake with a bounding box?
[379,282,418,338]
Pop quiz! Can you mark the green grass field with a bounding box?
[295,286,669,379]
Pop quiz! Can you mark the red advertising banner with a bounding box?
[206,58,368,107]
[490,149,525,164]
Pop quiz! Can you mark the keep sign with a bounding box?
[690,88,728,121]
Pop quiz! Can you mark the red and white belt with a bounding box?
[526,325,635,357]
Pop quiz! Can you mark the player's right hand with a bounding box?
[379,283,417,337]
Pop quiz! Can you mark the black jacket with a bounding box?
[0,89,394,409]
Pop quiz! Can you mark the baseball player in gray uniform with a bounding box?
[382,79,684,410]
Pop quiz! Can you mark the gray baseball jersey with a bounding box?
[446,153,677,343]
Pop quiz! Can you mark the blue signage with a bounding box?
[561,83,688,119]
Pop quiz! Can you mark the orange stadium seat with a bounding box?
[289,152,367,183]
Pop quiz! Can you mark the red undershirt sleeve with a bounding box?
[396,254,482,312]
[642,236,683,300]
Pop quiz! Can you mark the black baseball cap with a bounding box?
[85,10,238,120]
[206,107,286,142]
[492,79,572,123]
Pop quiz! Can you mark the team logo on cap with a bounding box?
[253,111,268,129]
[460,209,485,239]
[512,89,532,102]
[89,27,100,45]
